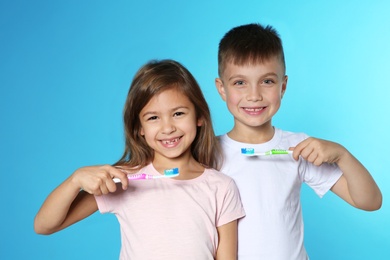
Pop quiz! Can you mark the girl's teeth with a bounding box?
[162,138,179,144]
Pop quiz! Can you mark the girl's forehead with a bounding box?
[141,88,193,112]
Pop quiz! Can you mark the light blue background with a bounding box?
[1,0,389,259]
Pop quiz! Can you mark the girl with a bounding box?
[34,59,245,260]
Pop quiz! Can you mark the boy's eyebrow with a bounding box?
[228,72,279,81]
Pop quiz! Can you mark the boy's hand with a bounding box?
[292,137,382,210]
[291,137,346,166]
[71,165,129,195]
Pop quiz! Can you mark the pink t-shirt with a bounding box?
[95,163,245,260]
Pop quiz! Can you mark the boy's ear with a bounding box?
[281,75,288,98]
[215,78,227,101]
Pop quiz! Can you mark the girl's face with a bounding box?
[139,88,202,163]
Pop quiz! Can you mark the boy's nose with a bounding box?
[247,87,263,101]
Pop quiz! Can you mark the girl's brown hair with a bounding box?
[115,59,222,170]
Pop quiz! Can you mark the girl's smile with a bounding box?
[160,136,182,148]
[139,87,202,161]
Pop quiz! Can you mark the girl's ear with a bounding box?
[215,78,227,101]
[140,127,145,136]
[197,117,204,127]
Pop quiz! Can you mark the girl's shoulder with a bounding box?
[204,167,235,184]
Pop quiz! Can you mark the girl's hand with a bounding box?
[71,165,129,195]
[291,137,347,166]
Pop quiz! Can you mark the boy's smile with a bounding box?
[215,56,287,142]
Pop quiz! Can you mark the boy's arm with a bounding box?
[34,165,129,234]
[215,220,238,260]
[293,138,382,211]
[330,152,382,211]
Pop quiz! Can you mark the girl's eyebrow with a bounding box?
[141,106,190,118]
[170,105,190,111]
[141,111,157,118]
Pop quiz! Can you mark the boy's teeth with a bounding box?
[162,138,179,144]
[245,107,263,112]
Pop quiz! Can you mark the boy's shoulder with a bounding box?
[277,128,308,141]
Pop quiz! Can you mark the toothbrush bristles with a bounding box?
[241,148,255,154]
[164,167,179,176]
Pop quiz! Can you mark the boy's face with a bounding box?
[215,56,287,135]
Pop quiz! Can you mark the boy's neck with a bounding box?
[227,124,275,144]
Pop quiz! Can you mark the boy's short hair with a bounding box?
[218,23,286,77]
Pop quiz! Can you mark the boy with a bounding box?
[215,23,382,260]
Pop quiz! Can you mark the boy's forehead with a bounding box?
[222,56,285,77]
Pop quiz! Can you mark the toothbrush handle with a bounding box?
[268,149,293,155]
[113,173,149,183]
[128,173,149,180]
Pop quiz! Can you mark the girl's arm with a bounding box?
[215,220,238,260]
[34,165,129,234]
[293,137,382,211]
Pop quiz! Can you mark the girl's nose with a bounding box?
[161,119,176,134]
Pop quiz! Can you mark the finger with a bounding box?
[105,178,118,193]
[292,137,312,160]
[292,144,306,160]
[288,147,299,161]
[111,166,129,190]
[99,183,110,195]
[300,145,315,161]
[313,156,324,166]
[307,152,319,164]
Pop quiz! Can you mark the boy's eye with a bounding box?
[263,79,275,84]
[234,80,245,86]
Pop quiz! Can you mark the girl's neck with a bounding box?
[152,153,204,180]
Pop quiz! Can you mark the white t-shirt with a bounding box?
[95,163,245,260]
[219,128,342,260]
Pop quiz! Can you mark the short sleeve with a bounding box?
[94,194,112,213]
[301,160,343,198]
[94,184,123,214]
[217,179,246,227]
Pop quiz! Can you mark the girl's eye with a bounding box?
[147,116,158,121]
[173,111,185,117]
